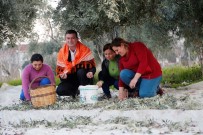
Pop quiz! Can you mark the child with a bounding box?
[96,43,119,100]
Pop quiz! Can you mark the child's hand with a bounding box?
[96,81,103,88]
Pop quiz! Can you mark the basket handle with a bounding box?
[29,76,51,90]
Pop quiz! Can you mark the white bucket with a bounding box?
[79,85,99,104]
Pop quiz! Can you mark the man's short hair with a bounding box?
[65,30,78,38]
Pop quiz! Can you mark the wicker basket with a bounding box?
[29,76,56,108]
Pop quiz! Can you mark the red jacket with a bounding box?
[119,42,162,87]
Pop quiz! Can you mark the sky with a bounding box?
[33,0,59,42]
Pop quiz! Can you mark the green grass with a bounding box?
[1,77,61,87]
[0,66,202,88]
[162,65,203,88]
[55,77,60,86]
[93,71,99,85]
[0,75,98,87]
[7,79,22,86]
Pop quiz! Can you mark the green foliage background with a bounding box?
[162,65,202,88]
[1,66,202,88]
[1,0,203,87]
[0,0,44,47]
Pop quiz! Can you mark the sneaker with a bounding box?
[20,90,26,101]
[72,95,76,99]
[157,88,165,96]
[98,94,111,101]
[72,90,80,99]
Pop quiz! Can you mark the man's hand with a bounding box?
[86,72,93,78]
[60,73,67,79]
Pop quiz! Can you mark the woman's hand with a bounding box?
[86,72,94,78]
[129,78,138,89]
[129,73,141,89]
[118,87,128,100]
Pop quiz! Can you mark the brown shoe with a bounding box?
[157,88,164,96]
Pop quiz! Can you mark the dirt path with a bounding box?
[0,82,203,135]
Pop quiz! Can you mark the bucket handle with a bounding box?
[29,76,53,90]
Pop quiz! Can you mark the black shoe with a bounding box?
[98,94,111,101]
[76,90,80,96]
[72,90,80,99]
[72,95,76,99]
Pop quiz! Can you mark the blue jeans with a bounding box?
[120,69,162,98]
[20,78,51,101]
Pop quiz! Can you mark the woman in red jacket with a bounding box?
[111,38,163,100]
